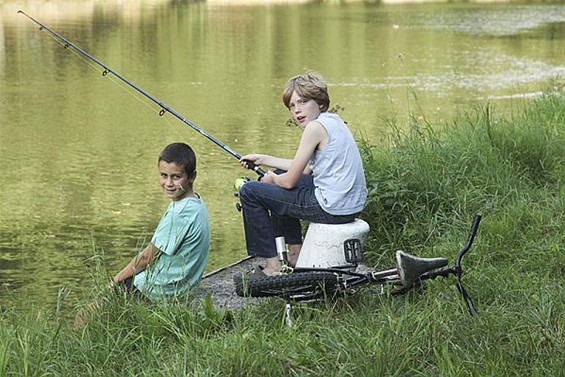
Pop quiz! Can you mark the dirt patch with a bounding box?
[198,257,375,310]
[198,256,262,309]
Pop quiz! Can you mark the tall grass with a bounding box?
[1,88,563,376]
[360,91,564,261]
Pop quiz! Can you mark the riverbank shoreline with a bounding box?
[198,255,377,310]
[0,89,563,376]
[198,256,260,309]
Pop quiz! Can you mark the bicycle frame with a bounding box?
[235,215,482,318]
[322,215,480,315]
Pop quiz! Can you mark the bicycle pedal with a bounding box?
[280,265,294,275]
[344,238,363,263]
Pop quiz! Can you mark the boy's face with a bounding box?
[288,90,322,129]
[158,160,194,201]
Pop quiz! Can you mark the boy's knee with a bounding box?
[238,180,259,202]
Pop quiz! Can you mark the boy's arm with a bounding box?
[269,121,324,189]
[112,243,160,284]
[240,154,293,171]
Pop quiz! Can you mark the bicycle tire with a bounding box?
[235,271,339,300]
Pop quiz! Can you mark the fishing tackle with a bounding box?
[18,10,266,178]
[233,176,251,212]
[234,176,251,192]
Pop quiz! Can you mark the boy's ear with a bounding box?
[188,170,197,183]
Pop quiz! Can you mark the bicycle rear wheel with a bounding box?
[235,271,339,300]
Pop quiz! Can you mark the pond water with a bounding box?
[1,1,564,307]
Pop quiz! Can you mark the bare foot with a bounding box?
[262,256,281,276]
[287,244,302,267]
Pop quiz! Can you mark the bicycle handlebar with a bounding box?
[454,214,482,270]
[454,214,481,316]
[417,214,481,316]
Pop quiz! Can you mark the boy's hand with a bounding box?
[239,154,261,168]
[261,171,277,184]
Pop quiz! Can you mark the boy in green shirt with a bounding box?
[111,142,210,301]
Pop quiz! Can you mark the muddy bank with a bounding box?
[198,256,262,309]
[197,256,375,310]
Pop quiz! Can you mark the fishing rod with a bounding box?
[18,10,266,178]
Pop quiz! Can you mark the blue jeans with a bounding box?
[238,174,358,258]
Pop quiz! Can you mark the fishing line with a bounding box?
[24,16,217,176]
[37,26,188,141]
[18,10,265,178]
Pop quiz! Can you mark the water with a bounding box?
[1,0,564,307]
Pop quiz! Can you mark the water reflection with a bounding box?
[1,0,564,308]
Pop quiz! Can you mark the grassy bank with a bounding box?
[1,88,564,376]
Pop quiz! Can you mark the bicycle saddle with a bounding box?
[396,250,448,288]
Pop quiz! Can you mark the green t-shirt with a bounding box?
[134,195,210,301]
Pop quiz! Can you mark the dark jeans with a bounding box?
[238,174,357,258]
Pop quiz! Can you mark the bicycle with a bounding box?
[234,214,481,321]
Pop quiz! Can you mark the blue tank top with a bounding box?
[309,112,367,215]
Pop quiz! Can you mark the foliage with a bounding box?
[358,89,564,263]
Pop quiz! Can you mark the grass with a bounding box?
[1,86,564,376]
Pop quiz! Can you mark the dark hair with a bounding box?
[282,71,330,112]
[158,143,196,176]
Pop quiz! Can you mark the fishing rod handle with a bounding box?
[241,160,266,178]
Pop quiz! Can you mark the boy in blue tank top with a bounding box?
[238,72,367,277]
[111,142,210,302]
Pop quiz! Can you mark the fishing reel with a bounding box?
[233,176,251,212]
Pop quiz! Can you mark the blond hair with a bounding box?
[282,71,330,112]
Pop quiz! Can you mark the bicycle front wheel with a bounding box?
[235,271,339,300]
